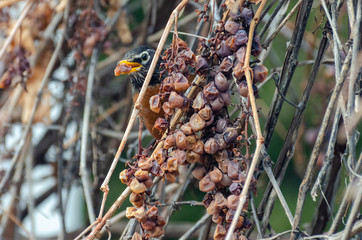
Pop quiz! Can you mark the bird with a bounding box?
[114,46,165,139]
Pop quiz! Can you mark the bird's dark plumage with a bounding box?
[115,46,165,139]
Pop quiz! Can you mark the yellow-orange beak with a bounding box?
[114,60,142,76]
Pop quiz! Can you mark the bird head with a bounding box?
[115,46,162,91]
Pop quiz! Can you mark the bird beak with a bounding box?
[114,60,142,76]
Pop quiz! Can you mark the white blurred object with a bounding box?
[18,165,85,239]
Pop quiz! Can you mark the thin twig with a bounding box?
[179,214,211,240]
[311,0,355,204]
[147,11,198,43]
[95,127,140,140]
[119,218,132,240]
[170,30,208,40]
[258,0,288,40]
[341,188,362,239]
[310,107,341,200]
[319,184,335,223]
[56,113,70,240]
[291,46,353,239]
[259,0,278,24]
[25,134,35,239]
[0,0,34,61]
[86,187,132,240]
[158,200,203,207]
[262,0,304,49]
[0,87,23,143]
[99,210,127,236]
[55,5,69,239]
[346,0,361,183]
[74,220,99,240]
[320,0,343,51]
[79,48,99,223]
[0,207,33,239]
[163,164,195,226]
[260,230,294,240]
[32,12,64,66]
[257,58,335,90]
[310,122,345,235]
[198,214,212,240]
[0,135,27,238]
[328,155,361,234]
[250,194,262,238]
[346,0,356,30]
[258,0,290,64]
[263,162,294,226]
[305,220,362,239]
[340,209,362,240]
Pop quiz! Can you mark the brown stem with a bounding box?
[86,187,132,240]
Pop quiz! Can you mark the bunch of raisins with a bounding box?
[120,5,268,240]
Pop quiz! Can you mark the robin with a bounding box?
[114,46,165,139]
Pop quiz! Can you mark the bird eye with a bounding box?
[141,52,149,62]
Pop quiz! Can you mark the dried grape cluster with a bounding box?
[120,37,196,238]
[68,9,107,62]
[119,5,268,240]
[67,9,107,104]
[151,36,196,133]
